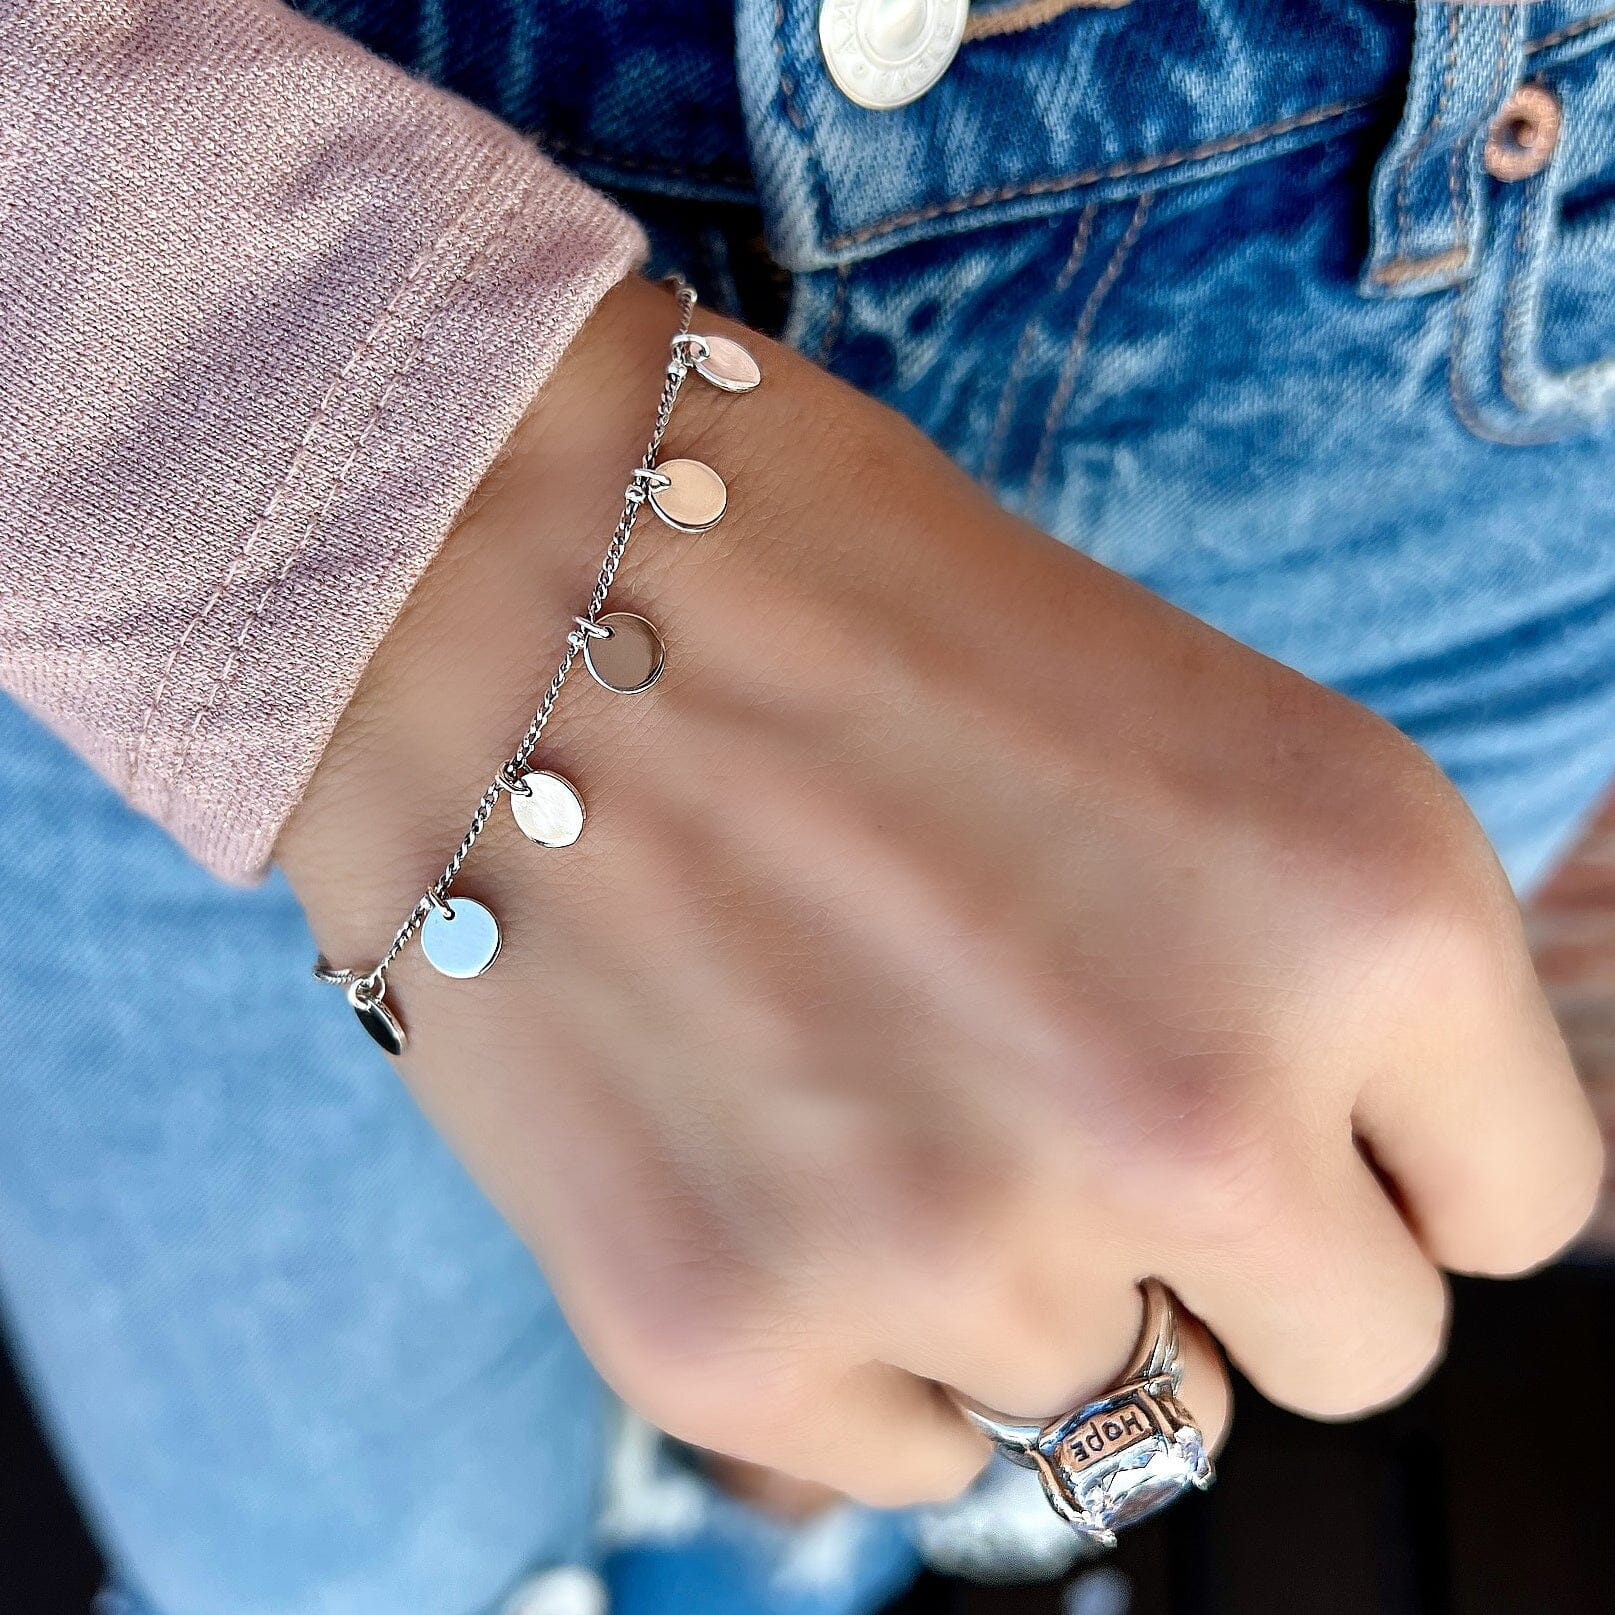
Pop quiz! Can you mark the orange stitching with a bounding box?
[826,97,1370,250]
[1478,5,1520,237]
[130,182,472,794]
[1444,7,1467,248]
[1525,5,1615,55]
[963,0,1129,44]
[1500,174,1615,409]
[1446,254,1520,442]
[774,0,839,257]
[1500,178,1543,413]
[1395,7,1460,260]
[1368,246,1468,286]
[1448,177,1560,446]
[773,0,812,139]
[1026,194,1153,504]
[809,4,1596,258]
[158,170,541,813]
[982,205,1097,484]
[816,262,850,366]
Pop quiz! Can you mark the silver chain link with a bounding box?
[318,281,700,1002]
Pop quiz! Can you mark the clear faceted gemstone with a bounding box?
[1065,1429,1203,1534]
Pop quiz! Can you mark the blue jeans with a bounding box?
[7,2,1615,1611]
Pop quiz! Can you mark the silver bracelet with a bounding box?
[312,280,761,1054]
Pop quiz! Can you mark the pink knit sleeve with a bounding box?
[0,0,646,881]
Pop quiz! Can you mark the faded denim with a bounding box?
[6,2,1615,1611]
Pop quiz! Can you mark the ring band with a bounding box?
[950,1279,1216,1546]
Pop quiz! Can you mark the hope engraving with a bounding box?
[1056,1400,1153,1476]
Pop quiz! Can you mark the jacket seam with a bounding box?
[981,204,1097,483]
[157,165,540,817]
[1026,192,1153,504]
[129,169,486,796]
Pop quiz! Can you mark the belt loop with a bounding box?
[1360,2,1527,298]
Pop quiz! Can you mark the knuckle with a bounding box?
[1341,799,1516,1006]
[1113,1079,1293,1248]
[1273,717,1511,993]
[1017,1011,1297,1247]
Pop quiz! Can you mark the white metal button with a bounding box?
[819,0,968,110]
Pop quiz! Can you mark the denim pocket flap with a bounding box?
[740,0,1405,270]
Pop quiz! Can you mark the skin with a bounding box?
[280,275,1603,1509]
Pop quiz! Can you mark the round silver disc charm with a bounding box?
[648,458,727,532]
[509,768,586,848]
[347,982,405,1056]
[420,896,502,979]
[694,335,761,394]
[583,612,666,694]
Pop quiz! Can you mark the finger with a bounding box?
[878,1271,1232,1456]
[1355,977,1603,1276]
[581,1311,991,1509]
[1177,1142,1449,1418]
[750,1361,989,1509]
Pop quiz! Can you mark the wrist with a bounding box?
[278,274,705,961]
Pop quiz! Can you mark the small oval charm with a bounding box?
[693,334,761,394]
[648,458,727,533]
[347,982,405,1056]
[420,896,502,979]
[583,612,666,694]
[510,768,586,848]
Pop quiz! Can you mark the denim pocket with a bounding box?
[1450,32,1615,443]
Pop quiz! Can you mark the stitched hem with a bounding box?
[156,164,545,826]
[131,150,510,807]
[151,151,643,880]
[128,137,505,804]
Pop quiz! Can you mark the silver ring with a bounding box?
[950,1279,1215,1547]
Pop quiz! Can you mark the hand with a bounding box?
[280,275,1602,1507]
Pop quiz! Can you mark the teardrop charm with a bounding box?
[648,458,727,533]
[420,896,502,979]
[347,981,405,1056]
[509,768,586,848]
[583,611,666,694]
[693,334,761,394]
